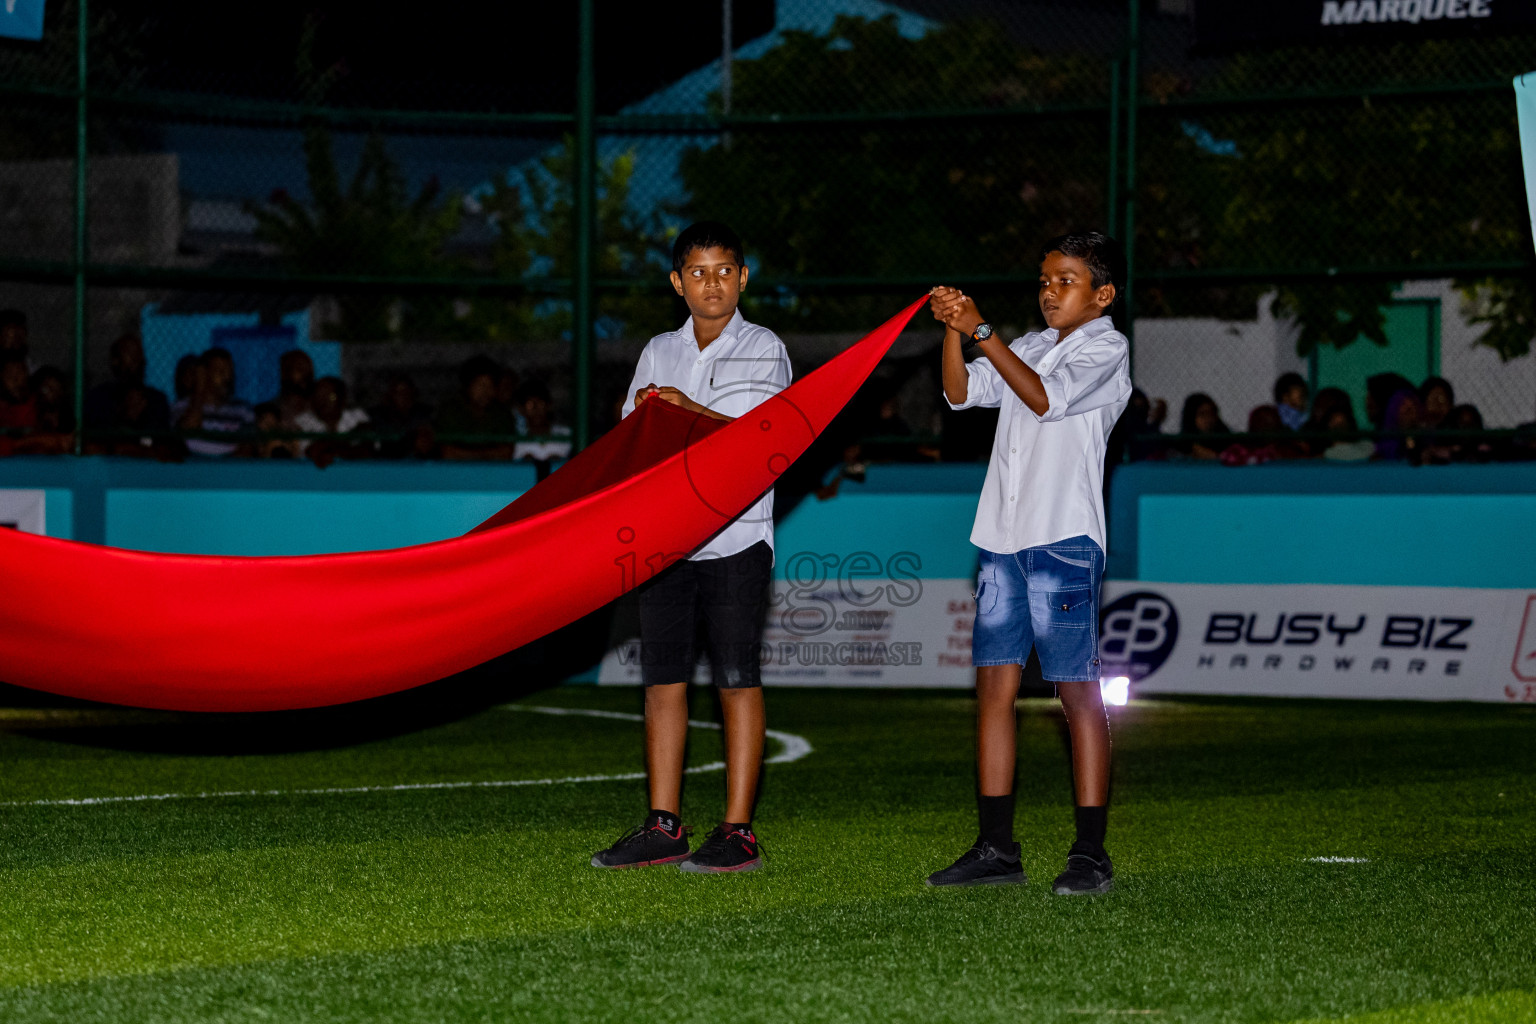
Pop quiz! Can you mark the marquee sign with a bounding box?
[1193,0,1535,49]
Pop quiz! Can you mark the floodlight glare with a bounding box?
[1100,676,1130,707]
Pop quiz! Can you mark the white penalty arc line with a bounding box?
[1,704,813,810]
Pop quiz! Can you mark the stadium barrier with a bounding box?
[2,459,1532,701]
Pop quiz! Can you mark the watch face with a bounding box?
[973,323,993,341]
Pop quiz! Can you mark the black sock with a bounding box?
[1074,805,1107,854]
[977,793,1015,849]
[723,821,752,835]
[648,808,680,832]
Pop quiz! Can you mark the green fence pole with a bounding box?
[573,0,595,451]
[72,0,88,455]
[1107,57,1120,240]
[1122,0,1138,368]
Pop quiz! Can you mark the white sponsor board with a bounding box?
[597,573,1536,702]
[598,574,979,688]
[0,489,45,534]
[1101,581,1536,704]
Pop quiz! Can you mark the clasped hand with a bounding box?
[635,384,702,415]
[930,286,985,339]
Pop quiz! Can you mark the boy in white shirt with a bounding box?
[591,222,790,874]
[925,232,1132,894]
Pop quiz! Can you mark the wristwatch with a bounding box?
[966,322,993,347]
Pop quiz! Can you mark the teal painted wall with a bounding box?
[43,488,74,539]
[1138,493,1536,588]
[105,489,526,556]
[1109,461,1536,588]
[775,488,981,580]
[3,458,1536,588]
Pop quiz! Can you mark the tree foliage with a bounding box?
[474,139,672,341]
[682,15,1106,329]
[245,129,464,341]
[681,14,1536,355]
[243,16,463,341]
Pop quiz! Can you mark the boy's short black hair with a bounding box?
[672,221,744,273]
[0,309,27,331]
[1039,232,1125,296]
[1273,371,1308,404]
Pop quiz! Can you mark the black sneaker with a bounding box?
[1052,842,1114,895]
[590,815,692,869]
[677,824,763,874]
[925,840,1026,887]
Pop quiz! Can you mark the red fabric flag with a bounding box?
[0,297,927,711]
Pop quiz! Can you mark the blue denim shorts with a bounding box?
[971,536,1104,683]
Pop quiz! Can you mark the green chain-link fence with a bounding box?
[1,0,1534,469]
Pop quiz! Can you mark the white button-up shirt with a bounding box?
[624,310,791,561]
[946,315,1131,555]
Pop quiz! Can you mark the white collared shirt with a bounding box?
[946,315,1131,555]
[624,309,791,561]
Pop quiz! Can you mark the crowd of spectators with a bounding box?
[0,308,572,471]
[3,303,1534,472]
[1108,371,1535,467]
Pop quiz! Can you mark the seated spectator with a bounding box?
[1423,403,1493,464]
[85,333,170,437]
[0,309,38,373]
[1107,387,1167,466]
[1273,372,1309,431]
[0,358,72,455]
[1299,386,1354,456]
[1177,392,1230,460]
[173,354,199,403]
[0,355,37,431]
[368,371,435,459]
[1365,372,1414,430]
[172,347,255,457]
[874,394,912,438]
[1374,388,1424,463]
[511,379,573,476]
[32,366,74,434]
[1220,405,1302,465]
[94,383,184,459]
[253,401,299,459]
[816,441,868,501]
[862,393,921,462]
[1320,403,1374,461]
[495,366,529,434]
[438,355,517,461]
[1418,376,1454,431]
[295,376,371,466]
[272,349,315,428]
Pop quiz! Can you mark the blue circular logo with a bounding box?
[1098,591,1178,680]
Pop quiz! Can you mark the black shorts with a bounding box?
[638,541,772,689]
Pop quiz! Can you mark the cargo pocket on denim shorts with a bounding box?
[1045,589,1094,630]
[1037,550,1096,631]
[974,563,998,617]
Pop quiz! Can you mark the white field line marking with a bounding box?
[1064,1011,1163,1016]
[499,703,814,765]
[1,704,812,809]
[1305,856,1370,863]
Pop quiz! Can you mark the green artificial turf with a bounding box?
[0,687,1532,1023]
